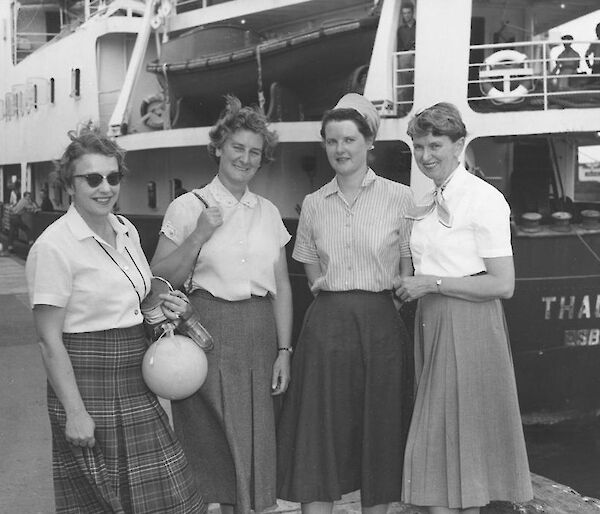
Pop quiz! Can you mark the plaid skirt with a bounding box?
[49,325,205,514]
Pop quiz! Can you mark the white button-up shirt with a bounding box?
[26,205,151,333]
[410,165,512,277]
[160,176,291,301]
[293,169,414,293]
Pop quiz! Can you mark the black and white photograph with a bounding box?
[1,1,600,513]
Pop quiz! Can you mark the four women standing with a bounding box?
[27,96,532,513]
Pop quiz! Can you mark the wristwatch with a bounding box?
[435,278,442,293]
[278,347,293,354]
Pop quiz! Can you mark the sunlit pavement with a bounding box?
[0,254,53,514]
[2,255,599,514]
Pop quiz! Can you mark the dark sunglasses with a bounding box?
[73,171,123,187]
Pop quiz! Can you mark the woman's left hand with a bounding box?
[395,275,436,302]
[271,353,291,396]
[159,291,192,321]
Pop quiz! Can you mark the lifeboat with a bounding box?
[146,15,379,126]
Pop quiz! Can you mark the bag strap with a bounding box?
[186,192,209,294]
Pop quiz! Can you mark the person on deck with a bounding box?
[398,103,533,514]
[151,95,293,514]
[585,23,600,82]
[552,35,581,90]
[26,131,204,514]
[396,2,417,111]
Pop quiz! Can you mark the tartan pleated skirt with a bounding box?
[277,290,411,507]
[49,324,204,514]
[172,290,278,514]
[402,295,533,508]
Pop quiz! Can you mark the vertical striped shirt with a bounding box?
[293,169,414,293]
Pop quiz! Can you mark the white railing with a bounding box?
[392,39,600,116]
[174,0,235,13]
[468,41,600,111]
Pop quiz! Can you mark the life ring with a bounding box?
[140,93,166,130]
[479,50,534,104]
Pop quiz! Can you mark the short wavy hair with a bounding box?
[208,95,279,164]
[407,102,467,142]
[320,108,375,141]
[57,129,127,189]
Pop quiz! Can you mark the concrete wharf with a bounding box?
[0,253,598,513]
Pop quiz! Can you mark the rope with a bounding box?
[575,231,600,264]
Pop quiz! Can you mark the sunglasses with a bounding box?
[73,171,123,187]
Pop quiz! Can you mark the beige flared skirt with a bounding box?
[402,295,533,509]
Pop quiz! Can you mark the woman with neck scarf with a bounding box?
[397,103,532,513]
[277,93,414,514]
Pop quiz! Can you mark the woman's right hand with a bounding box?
[65,409,96,448]
[193,206,223,243]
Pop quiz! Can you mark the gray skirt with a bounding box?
[172,290,278,514]
[402,294,533,508]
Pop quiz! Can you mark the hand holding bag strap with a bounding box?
[185,192,210,294]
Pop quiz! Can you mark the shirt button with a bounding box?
[241,259,246,263]
[134,309,139,315]
[122,265,129,271]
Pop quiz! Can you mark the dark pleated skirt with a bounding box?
[172,290,278,514]
[49,325,204,514]
[277,290,411,507]
[402,295,533,508]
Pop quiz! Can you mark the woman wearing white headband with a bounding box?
[277,93,414,514]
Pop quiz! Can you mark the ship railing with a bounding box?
[173,0,236,14]
[11,1,123,64]
[392,50,416,116]
[467,40,600,112]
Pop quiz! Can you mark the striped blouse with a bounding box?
[293,169,414,293]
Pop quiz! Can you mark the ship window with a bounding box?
[12,3,63,64]
[71,68,81,98]
[5,93,16,118]
[50,78,55,104]
[576,144,600,204]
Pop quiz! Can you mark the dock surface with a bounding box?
[1,254,599,514]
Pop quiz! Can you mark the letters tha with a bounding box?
[542,295,600,320]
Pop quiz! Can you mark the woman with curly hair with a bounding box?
[26,130,204,513]
[151,96,293,514]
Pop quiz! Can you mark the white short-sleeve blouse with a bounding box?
[160,176,291,301]
[410,165,512,277]
[26,205,152,333]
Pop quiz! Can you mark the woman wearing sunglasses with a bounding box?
[25,130,204,513]
[151,96,293,514]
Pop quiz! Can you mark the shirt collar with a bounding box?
[441,164,469,195]
[65,204,129,250]
[206,175,258,208]
[323,168,378,198]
